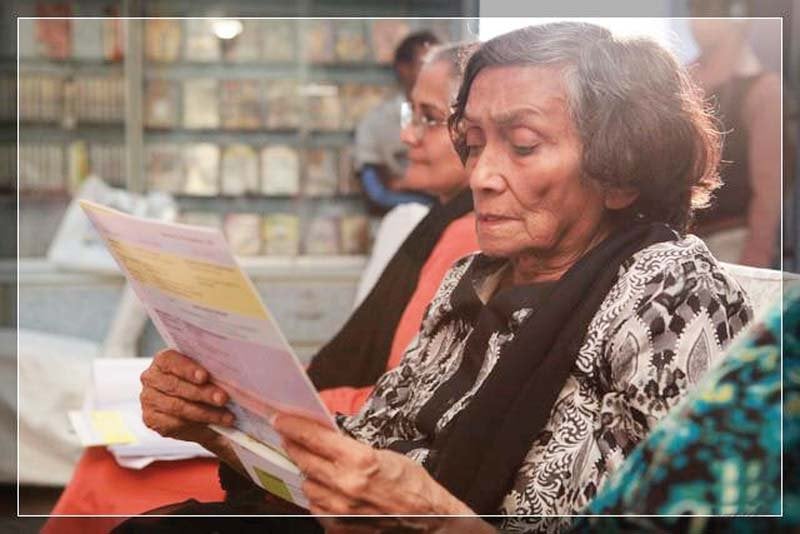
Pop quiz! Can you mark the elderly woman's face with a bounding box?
[463,66,608,260]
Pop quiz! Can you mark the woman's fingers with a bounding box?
[140,386,234,426]
[141,366,228,407]
[274,413,374,465]
[141,409,219,443]
[141,350,229,408]
[153,349,209,384]
[283,439,342,489]
[278,416,383,502]
[302,478,383,516]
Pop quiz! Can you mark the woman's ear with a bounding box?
[604,187,639,210]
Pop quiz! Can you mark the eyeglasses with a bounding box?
[400,101,448,138]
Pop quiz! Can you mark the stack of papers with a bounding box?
[68,358,214,469]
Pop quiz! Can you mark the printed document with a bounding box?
[80,200,336,507]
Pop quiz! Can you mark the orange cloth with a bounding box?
[319,213,478,415]
[43,448,223,533]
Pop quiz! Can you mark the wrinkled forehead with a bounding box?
[463,65,571,124]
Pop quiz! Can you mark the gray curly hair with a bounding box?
[449,22,722,232]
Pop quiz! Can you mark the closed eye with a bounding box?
[512,145,539,156]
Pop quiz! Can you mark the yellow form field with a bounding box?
[108,238,267,319]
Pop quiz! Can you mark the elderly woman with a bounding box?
[137,23,752,531]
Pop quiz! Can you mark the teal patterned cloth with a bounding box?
[569,283,799,532]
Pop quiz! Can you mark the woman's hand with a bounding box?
[139,349,235,448]
[272,412,474,517]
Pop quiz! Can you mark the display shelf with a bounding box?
[173,192,363,213]
[19,58,124,76]
[15,13,475,259]
[145,62,395,84]
[145,129,354,146]
[19,123,125,142]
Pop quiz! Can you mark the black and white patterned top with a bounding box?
[339,235,752,532]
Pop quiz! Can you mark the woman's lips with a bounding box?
[477,213,514,226]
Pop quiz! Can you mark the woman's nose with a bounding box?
[400,121,420,146]
[469,147,506,193]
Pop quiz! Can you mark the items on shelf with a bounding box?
[221,20,262,63]
[304,214,341,255]
[183,142,220,196]
[334,20,369,63]
[88,143,125,188]
[146,144,184,193]
[339,214,370,255]
[221,144,259,195]
[183,78,220,129]
[304,148,339,196]
[264,80,302,130]
[144,79,179,129]
[102,14,126,62]
[72,17,105,61]
[34,4,72,60]
[144,19,182,63]
[19,143,65,192]
[260,20,297,63]
[304,20,336,64]
[185,19,222,62]
[67,140,89,193]
[30,6,125,62]
[145,142,359,199]
[306,84,343,131]
[146,78,389,132]
[224,212,262,256]
[260,145,300,195]
[74,76,125,123]
[19,141,125,193]
[178,207,372,257]
[19,74,125,125]
[262,213,301,256]
[220,80,263,130]
[17,16,465,258]
[19,74,64,122]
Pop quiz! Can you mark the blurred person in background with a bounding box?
[310,41,479,415]
[688,5,783,267]
[354,30,440,215]
[352,42,479,307]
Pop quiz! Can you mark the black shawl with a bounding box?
[427,222,677,514]
[307,189,474,390]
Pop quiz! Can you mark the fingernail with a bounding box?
[194,369,205,383]
[268,413,278,427]
[213,392,225,405]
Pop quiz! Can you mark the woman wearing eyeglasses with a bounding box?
[306,42,480,416]
[350,43,479,309]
